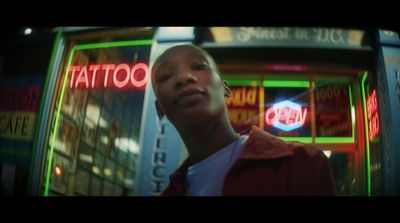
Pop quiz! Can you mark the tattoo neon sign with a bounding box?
[265,100,307,132]
[366,89,379,141]
[69,63,149,89]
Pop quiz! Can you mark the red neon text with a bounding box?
[367,89,379,141]
[265,100,307,132]
[69,63,149,89]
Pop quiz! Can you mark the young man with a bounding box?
[151,44,336,196]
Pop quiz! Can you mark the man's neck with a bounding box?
[179,116,240,164]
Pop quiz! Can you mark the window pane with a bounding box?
[326,151,356,195]
[315,84,352,137]
[75,169,90,195]
[225,85,260,134]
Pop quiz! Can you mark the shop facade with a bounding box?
[2,27,398,196]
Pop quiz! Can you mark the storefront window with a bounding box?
[75,169,90,195]
[225,80,261,134]
[223,74,361,195]
[44,28,153,196]
[327,152,356,195]
[90,175,102,196]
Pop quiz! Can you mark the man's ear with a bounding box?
[155,100,165,120]
[223,80,231,97]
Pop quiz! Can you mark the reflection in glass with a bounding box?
[327,152,355,195]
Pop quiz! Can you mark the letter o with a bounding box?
[334,86,340,98]
[113,64,130,88]
[265,107,278,125]
[131,63,149,88]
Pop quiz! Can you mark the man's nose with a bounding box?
[175,68,197,89]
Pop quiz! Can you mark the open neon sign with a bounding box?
[265,100,307,132]
[69,63,149,89]
[367,89,379,141]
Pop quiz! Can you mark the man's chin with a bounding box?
[171,109,213,124]
[178,108,210,119]
[174,100,208,114]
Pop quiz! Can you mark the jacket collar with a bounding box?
[168,126,293,193]
[240,125,293,160]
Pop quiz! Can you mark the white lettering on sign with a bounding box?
[151,122,167,195]
[312,28,346,45]
[237,27,291,42]
[316,86,341,102]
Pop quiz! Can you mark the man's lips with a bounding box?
[174,88,206,103]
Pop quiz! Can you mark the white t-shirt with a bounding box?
[186,135,248,196]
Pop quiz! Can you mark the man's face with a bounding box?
[152,45,227,126]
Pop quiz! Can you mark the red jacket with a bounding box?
[162,126,336,196]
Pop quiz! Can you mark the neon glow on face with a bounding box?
[265,100,307,132]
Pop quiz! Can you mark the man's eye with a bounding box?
[157,74,172,82]
[191,63,210,70]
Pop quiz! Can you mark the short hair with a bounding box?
[150,43,221,81]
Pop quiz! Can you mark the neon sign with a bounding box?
[265,100,307,132]
[225,87,257,107]
[367,89,379,141]
[69,63,149,89]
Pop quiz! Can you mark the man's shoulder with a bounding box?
[285,141,326,162]
[243,125,327,163]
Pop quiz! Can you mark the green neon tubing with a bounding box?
[263,80,310,88]
[74,39,154,50]
[315,137,355,143]
[349,85,355,141]
[29,28,63,195]
[361,71,371,196]
[44,47,75,196]
[225,79,259,87]
[279,137,313,143]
